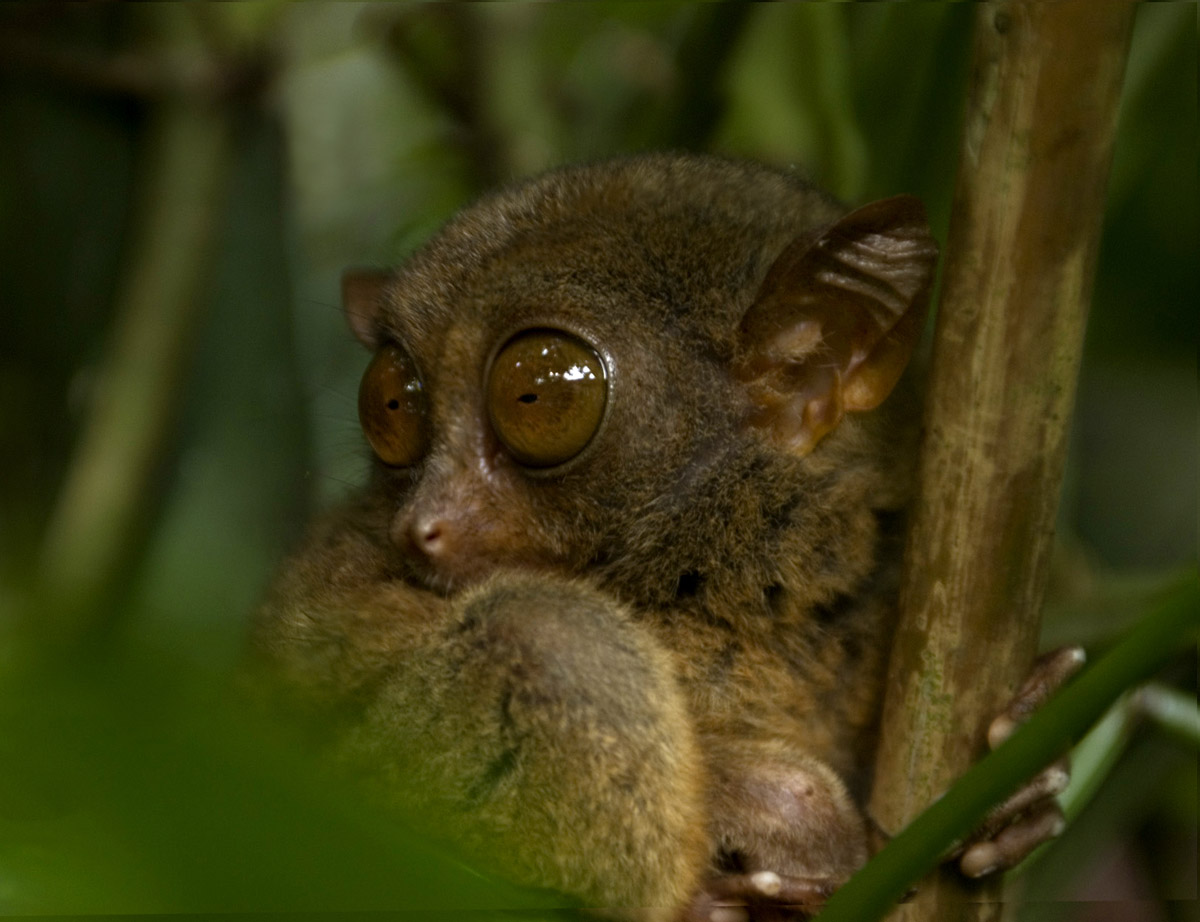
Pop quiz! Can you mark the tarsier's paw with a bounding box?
[955,645,1087,878]
[683,757,871,921]
[682,870,837,922]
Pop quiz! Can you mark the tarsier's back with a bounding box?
[253,153,939,918]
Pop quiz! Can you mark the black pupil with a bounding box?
[518,393,538,404]
[387,398,400,410]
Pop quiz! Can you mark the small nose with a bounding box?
[409,514,450,559]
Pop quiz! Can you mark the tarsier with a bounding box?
[252,154,1078,919]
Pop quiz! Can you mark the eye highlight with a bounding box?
[487,329,607,468]
[358,343,429,467]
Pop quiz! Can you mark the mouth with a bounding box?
[398,547,571,597]
[398,554,482,596]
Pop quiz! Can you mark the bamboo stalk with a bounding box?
[867,3,1136,920]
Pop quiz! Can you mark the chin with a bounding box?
[404,553,575,598]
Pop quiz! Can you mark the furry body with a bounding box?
[252,154,935,916]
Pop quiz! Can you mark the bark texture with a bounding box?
[868,3,1136,920]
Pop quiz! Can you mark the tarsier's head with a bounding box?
[344,154,936,607]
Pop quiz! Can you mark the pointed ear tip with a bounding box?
[841,194,935,244]
[341,267,392,297]
[882,193,932,226]
[342,267,392,348]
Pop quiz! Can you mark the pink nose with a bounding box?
[410,515,449,558]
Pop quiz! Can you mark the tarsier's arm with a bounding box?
[253,511,709,917]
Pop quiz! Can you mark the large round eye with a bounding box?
[358,343,429,467]
[487,329,607,468]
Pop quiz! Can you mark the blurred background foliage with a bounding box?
[0,3,1194,919]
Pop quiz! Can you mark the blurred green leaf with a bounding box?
[0,646,564,915]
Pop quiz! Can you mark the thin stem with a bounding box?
[1134,683,1200,749]
[662,2,756,150]
[37,91,234,638]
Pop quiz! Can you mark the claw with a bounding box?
[988,646,1086,748]
[749,871,783,897]
[960,802,1065,877]
[962,758,1068,848]
[704,871,835,909]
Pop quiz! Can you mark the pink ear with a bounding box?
[735,195,938,457]
[342,268,394,348]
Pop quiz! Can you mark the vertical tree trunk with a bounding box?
[869,3,1135,920]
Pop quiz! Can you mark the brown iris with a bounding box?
[358,342,429,467]
[487,329,607,468]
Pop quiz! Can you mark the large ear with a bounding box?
[342,268,394,349]
[734,195,937,457]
